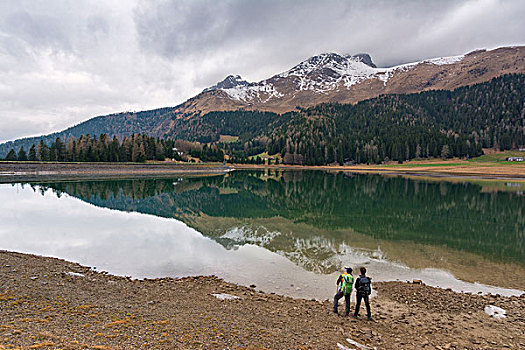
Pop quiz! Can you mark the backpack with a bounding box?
[340,274,353,294]
[357,276,371,295]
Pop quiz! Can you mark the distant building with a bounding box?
[172,147,184,156]
[505,157,524,162]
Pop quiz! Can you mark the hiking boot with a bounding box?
[367,316,372,320]
[352,314,358,319]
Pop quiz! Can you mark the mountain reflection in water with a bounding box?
[30,170,523,284]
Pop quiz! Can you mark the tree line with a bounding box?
[2,133,227,163]
[2,134,179,163]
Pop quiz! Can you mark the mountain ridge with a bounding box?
[188,46,524,114]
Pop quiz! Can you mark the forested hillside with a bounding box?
[228,74,525,164]
[165,110,287,143]
[0,107,176,158]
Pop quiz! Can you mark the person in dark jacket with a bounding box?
[352,267,372,320]
[333,267,354,316]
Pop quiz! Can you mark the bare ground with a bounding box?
[1,251,523,350]
[234,162,525,181]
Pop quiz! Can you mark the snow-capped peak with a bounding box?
[280,52,376,78]
[204,52,465,102]
[203,74,250,93]
[277,52,382,92]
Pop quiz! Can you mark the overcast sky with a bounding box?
[0,0,524,142]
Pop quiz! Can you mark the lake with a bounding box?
[0,170,523,299]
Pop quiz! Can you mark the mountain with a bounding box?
[1,46,524,157]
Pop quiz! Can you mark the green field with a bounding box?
[218,135,239,143]
[380,162,466,168]
[467,150,525,163]
[248,152,281,160]
[379,150,524,168]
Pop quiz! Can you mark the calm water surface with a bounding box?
[0,170,523,299]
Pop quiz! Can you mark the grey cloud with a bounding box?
[133,0,525,71]
[3,10,72,52]
[0,0,524,142]
[86,16,109,35]
[135,1,232,57]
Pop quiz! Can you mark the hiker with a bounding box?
[353,267,372,320]
[333,267,354,316]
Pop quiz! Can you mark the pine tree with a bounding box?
[5,149,17,161]
[17,146,27,161]
[28,144,37,161]
[55,137,66,161]
[37,140,49,161]
[49,142,57,161]
[109,136,120,162]
[132,139,146,162]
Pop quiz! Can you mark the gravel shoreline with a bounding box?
[1,251,524,349]
[0,162,231,183]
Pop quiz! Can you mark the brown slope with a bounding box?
[173,46,525,117]
[151,90,248,137]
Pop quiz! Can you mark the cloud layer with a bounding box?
[0,0,524,142]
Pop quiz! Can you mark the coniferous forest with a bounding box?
[2,74,524,164]
[2,134,226,163]
[3,134,174,163]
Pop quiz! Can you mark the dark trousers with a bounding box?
[333,290,351,315]
[354,293,371,318]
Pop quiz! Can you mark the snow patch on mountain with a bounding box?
[373,54,465,84]
[425,54,465,66]
[222,82,284,103]
[221,225,281,246]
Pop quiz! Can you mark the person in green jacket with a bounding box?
[333,267,354,316]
